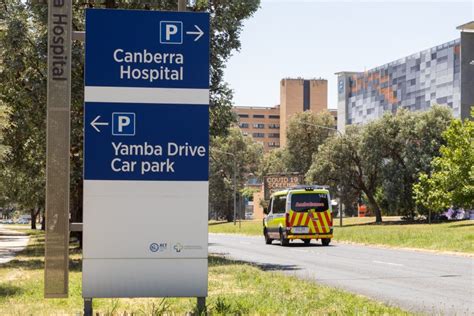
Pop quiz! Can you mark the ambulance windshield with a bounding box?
[291,193,328,212]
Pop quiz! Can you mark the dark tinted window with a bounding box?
[291,193,328,212]
[272,195,286,214]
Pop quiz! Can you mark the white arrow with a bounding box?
[186,25,204,42]
[90,115,109,133]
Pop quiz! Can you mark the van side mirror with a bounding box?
[263,207,269,215]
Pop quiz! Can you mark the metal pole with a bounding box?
[44,0,72,299]
[233,159,237,226]
[239,193,242,229]
[84,298,92,316]
[340,202,343,227]
[197,297,206,314]
[178,0,186,11]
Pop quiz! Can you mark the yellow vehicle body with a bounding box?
[263,186,333,246]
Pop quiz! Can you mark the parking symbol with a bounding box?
[160,21,183,44]
[112,112,135,136]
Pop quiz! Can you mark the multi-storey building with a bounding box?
[233,106,281,152]
[234,78,332,151]
[280,78,328,146]
[337,23,474,131]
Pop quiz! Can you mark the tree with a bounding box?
[414,113,474,212]
[0,2,48,228]
[306,126,384,222]
[0,0,260,228]
[365,106,452,218]
[286,110,336,174]
[258,147,290,177]
[209,127,263,221]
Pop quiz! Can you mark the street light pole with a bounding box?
[299,121,344,227]
[233,158,237,226]
[299,121,343,136]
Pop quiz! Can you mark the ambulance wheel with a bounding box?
[264,229,273,245]
[322,238,331,246]
[303,239,311,245]
[279,229,289,246]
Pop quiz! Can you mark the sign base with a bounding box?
[83,258,207,298]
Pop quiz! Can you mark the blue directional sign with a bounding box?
[83,9,210,298]
[84,9,210,181]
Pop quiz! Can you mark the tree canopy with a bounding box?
[0,0,260,226]
[306,106,454,222]
[209,127,263,221]
[285,110,336,174]
[306,125,384,222]
[364,106,452,218]
[414,112,474,212]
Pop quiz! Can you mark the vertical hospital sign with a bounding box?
[83,9,209,298]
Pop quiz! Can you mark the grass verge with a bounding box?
[209,218,474,253]
[0,230,410,315]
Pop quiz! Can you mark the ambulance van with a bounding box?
[263,186,333,246]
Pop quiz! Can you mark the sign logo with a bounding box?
[160,21,183,44]
[112,112,136,136]
[338,79,344,93]
[150,242,168,252]
[173,243,183,253]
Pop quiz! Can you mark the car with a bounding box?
[263,185,333,246]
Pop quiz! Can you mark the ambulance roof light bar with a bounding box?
[289,185,329,191]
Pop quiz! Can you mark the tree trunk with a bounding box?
[366,192,383,223]
[30,208,37,229]
[41,208,46,231]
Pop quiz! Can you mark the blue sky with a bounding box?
[223,0,473,109]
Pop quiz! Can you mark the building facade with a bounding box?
[280,78,328,146]
[337,26,474,131]
[233,106,281,152]
[234,78,333,152]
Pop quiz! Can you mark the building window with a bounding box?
[437,56,448,63]
[238,114,249,118]
[268,133,279,138]
[268,124,280,129]
[242,132,248,136]
[269,115,280,119]
[239,123,249,128]
[268,142,280,147]
[436,97,448,105]
[252,133,265,138]
[253,114,265,118]
[253,123,265,129]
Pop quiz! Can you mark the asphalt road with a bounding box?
[209,234,473,315]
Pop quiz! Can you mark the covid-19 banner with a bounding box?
[263,174,304,200]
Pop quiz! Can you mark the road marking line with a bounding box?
[373,260,404,267]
